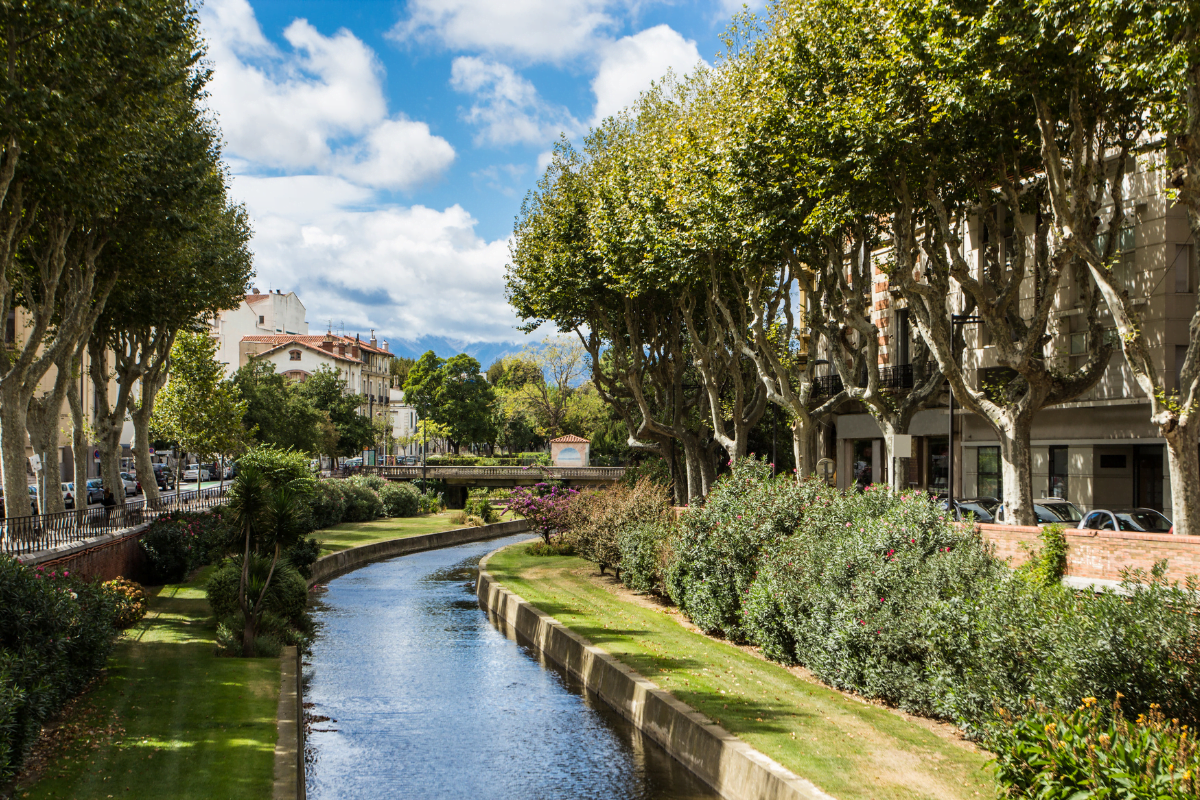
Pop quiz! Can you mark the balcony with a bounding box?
[813,374,844,398]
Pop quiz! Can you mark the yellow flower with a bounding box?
[1081,697,1097,708]
[1045,724,1057,735]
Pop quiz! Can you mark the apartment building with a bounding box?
[210,287,309,375]
[828,149,1196,519]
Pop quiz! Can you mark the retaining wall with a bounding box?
[307,518,531,586]
[978,523,1200,584]
[273,646,305,800]
[15,523,153,583]
[476,549,833,800]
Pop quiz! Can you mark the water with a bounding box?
[304,533,719,800]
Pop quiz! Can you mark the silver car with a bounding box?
[1078,507,1172,533]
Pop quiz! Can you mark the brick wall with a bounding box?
[978,523,1200,583]
[17,525,153,584]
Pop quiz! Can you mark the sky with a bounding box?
[199,0,758,361]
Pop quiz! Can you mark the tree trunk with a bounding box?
[1164,417,1200,536]
[26,409,64,516]
[131,408,160,506]
[66,369,91,518]
[791,413,819,480]
[0,384,32,520]
[996,411,1036,526]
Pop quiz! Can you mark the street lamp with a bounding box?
[947,313,981,510]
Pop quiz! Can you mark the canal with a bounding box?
[304,533,719,800]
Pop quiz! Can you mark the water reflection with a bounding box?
[305,533,718,800]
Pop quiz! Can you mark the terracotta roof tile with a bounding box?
[550,434,590,443]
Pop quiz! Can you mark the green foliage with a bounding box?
[297,366,373,458]
[101,578,148,629]
[404,350,496,451]
[463,496,499,524]
[232,361,323,453]
[151,330,248,460]
[991,699,1199,799]
[565,479,672,576]
[379,481,421,517]
[139,509,234,582]
[417,492,445,514]
[1018,523,1069,587]
[665,459,828,641]
[525,539,576,556]
[340,479,384,522]
[621,456,672,491]
[0,561,121,779]
[282,536,321,579]
[206,556,309,641]
[310,480,348,529]
[618,519,674,594]
[236,445,315,493]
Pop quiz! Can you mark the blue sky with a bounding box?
[200,0,758,357]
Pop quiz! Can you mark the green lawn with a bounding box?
[314,511,461,554]
[485,545,995,800]
[18,568,279,800]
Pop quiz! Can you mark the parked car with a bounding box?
[404,455,418,465]
[120,472,141,496]
[1078,507,1173,533]
[151,463,175,490]
[344,457,363,469]
[84,478,105,505]
[61,482,75,510]
[0,488,38,516]
[182,465,211,482]
[994,497,1084,526]
[939,497,1000,523]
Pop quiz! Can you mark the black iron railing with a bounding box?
[880,364,914,390]
[813,374,844,398]
[1,485,229,558]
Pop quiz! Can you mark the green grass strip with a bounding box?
[19,567,279,800]
[486,546,995,800]
[314,511,460,555]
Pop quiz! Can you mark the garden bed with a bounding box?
[483,544,994,800]
[10,567,280,800]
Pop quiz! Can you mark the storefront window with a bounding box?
[1048,446,1068,499]
[978,446,1002,499]
[927,436,948,496]
[852,439,873,491]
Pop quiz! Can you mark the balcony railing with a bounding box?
[813,374,844,398]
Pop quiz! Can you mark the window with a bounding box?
[977,446,1002,499]
[852,439,874,491]
[895,309,910,365]
[1048,446,1068,499]
[1175,244,1195,294]
[258,315,265,324]
[927,436,949,494]
[1099,454,1127,469]
[289,350,301,361]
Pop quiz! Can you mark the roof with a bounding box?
[244,293,271,305]
[243,337,362,365]
[241,333,393,358]
[550,434,590,444]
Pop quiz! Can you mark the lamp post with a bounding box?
[947,313,981,510]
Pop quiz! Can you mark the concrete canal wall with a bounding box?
[477,546,835,800]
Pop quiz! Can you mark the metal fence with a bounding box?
[1,485,229,558]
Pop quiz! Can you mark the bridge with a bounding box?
[356,464,625,489]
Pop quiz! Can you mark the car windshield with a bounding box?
[1117,510,1172,533]
[1036,502,1083,523]
[87,480,101,488]
[957,502,995,523]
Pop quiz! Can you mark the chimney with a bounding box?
[370,329,377,348]
[322,329,334,352]
[352,344,360,359]
[251,287,260,294]
[382,340,389,352]
[338,342,345,357]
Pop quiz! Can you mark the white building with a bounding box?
[210,287,308,376]
[389,387,420,459]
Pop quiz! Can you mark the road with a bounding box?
[74,480,226,510]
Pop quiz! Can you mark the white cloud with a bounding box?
[392,0,620,63]
[229,175,523,343]
[450,57,581,146]
[591,25,705,123]
[202,0,454,190]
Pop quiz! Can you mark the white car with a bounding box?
[120,472,141,495]
[182,465,211,482]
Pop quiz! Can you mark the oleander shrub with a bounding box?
[990,698,1199,799]
[463,496,498,524]
[564,479,671,578]
[618,518,674,594]
[665,459,831,642]
[340,481,384,522]
[0,560,121,779]
[379,482,420,517]
[101,578,148,629]
[348,473,386,493]
[925,565,1200,735]
[310,480,347,529]
[139,509,237,583]
[744,488,1003,714]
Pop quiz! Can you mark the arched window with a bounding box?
[289,349,301,361]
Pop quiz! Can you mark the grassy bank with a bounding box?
[485,545,994,800]
[16,568,279,800]
[313,511,458,555]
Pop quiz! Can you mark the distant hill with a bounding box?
[385,335,525,367]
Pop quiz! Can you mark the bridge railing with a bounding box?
[1,485,230,558]
[352,465,626,481]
